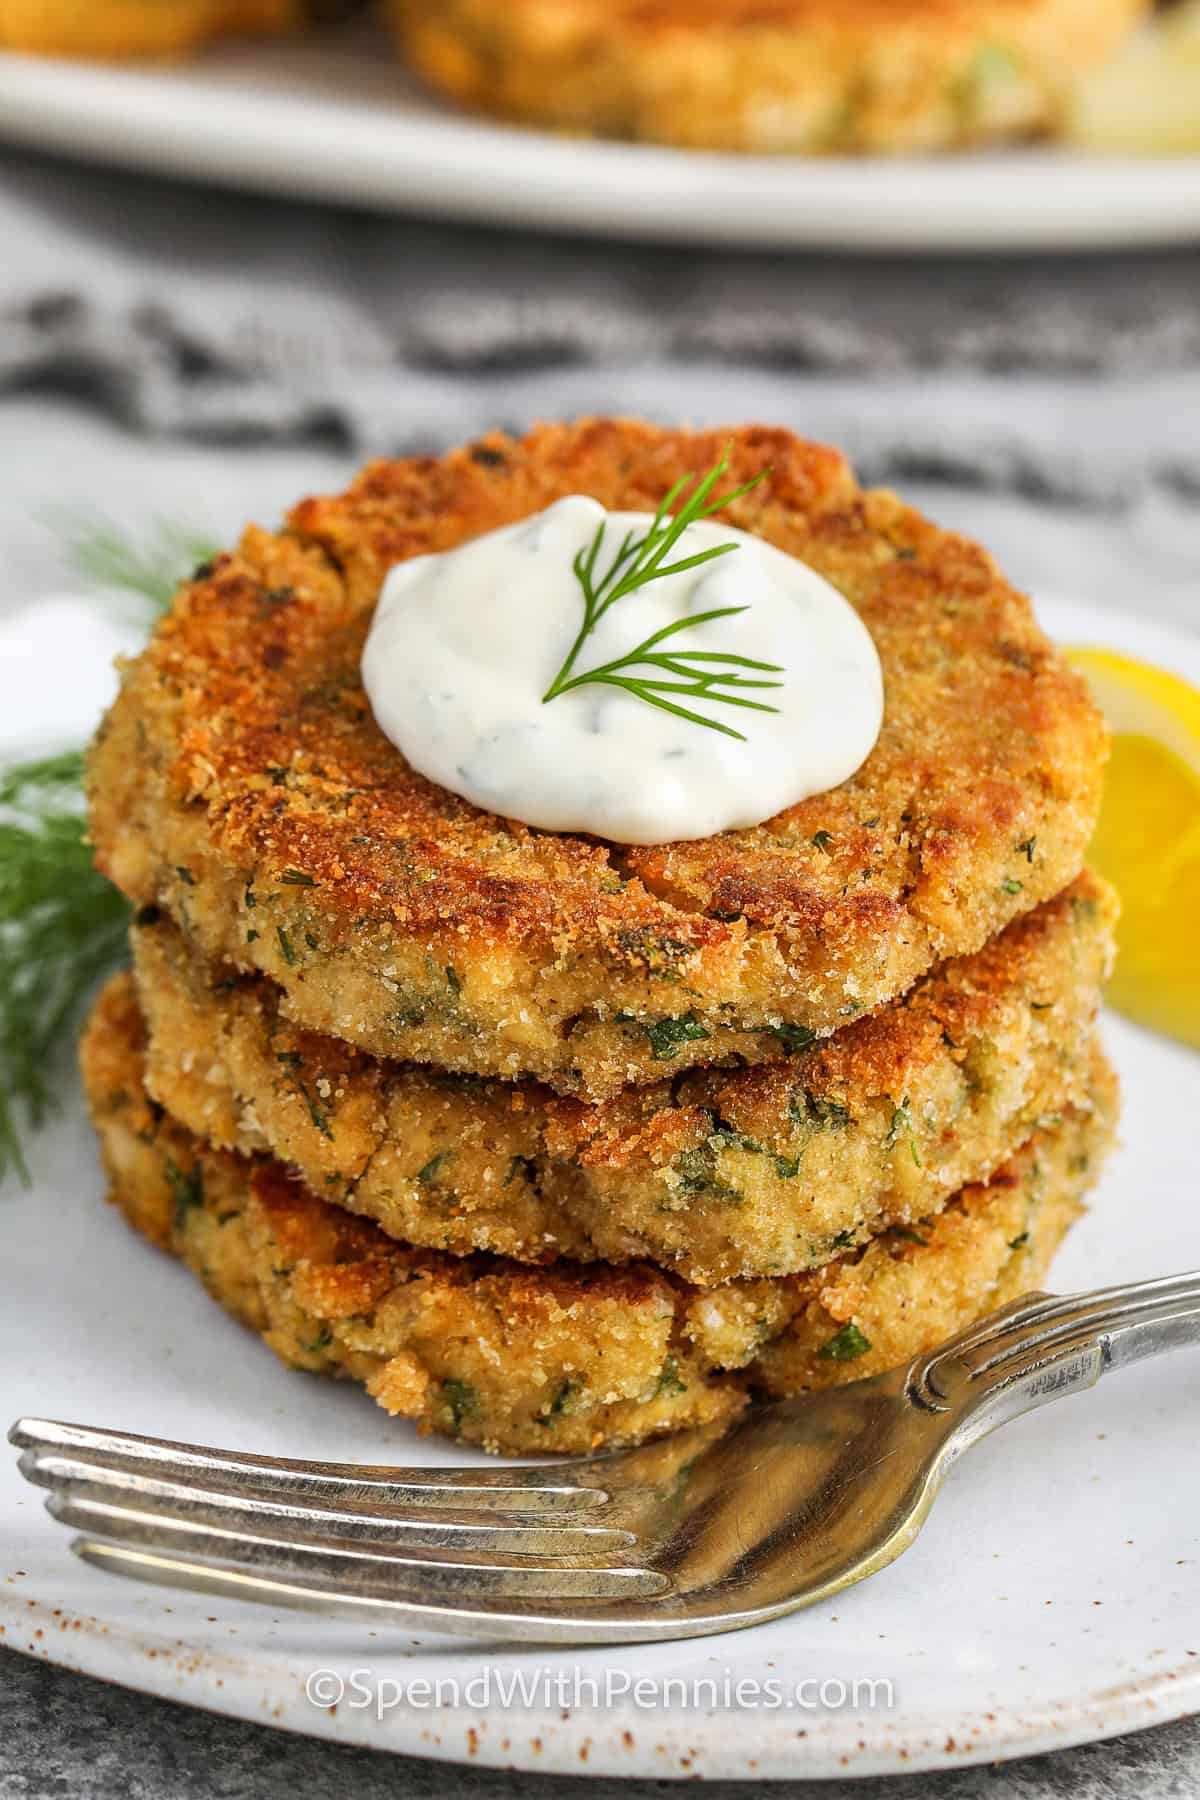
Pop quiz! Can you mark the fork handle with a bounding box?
[908,1270,1200,1450]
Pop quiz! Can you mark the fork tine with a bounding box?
[10,1419,610,1514]
[58,1502,666,1600]
[29,1457,632,1558]
[73,1541,693,1643]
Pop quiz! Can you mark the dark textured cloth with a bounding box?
[2,149,1199,511]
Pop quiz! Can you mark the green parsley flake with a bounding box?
[817,1321,872,1362]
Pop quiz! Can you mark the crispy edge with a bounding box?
[82,972,1116,1452]
[88,418,1108,1098]
[132,872,1114,1282]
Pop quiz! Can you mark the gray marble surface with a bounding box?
[3,1647,1200,1798]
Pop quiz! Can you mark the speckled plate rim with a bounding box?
[2,1600,1197,1782]
[0,25,1198,251]
[3,594,1200,1781]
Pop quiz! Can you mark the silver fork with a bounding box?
[12,1271,1200,1644]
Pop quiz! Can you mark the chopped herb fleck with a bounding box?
[709,1125,767,1155]
[654,1357,688,1398]
[1017,836,1037,863]
[1008,1230,1030,1251]
[244,882,257,910]
[440,1379,476,1431]
[674,1145,742,1206]
[626,1012,712,1061]
[810,830,835,853]
[887,1099,923,1167]
[790,1089,850,1130]
[417,1150,453,1184]
[539,1376,584,1422]
[164,1156,203,1230]
[892,1224,930,1247]
[446,965,461,995]
[1001,877,1024,895]
[175,865,196,886]
[615,928,697,979]
[246,929,259,944]
[279,868,317,888]
[304,1326,334,1353]
[971,42,1022,84]
[773,1154,800,1179]
[275,1050,304,1067]
[818,1321,872,1362]
[298,1081,333,1141]
[276,926,296,966]
[767,1022,818,1053]
[304,931,319,951]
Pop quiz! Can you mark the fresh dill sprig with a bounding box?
[49,511,219,621]
[541,446,782,742]
[0,754,130,1185]
[0,515,216,1186]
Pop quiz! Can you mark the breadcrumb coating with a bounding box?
[88,420,1108,1101]
[81,972,1117,1453]
[132,872,1114,1283]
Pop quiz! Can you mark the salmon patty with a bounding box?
[88,420,1107,1101]
[385,0,1148,154]
[0,0,337,57]
[132,873,1114,1284]
[82,972,1116,1454]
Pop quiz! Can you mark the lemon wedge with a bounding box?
[1066,646,1200,1050]
[1066,1,1200,154]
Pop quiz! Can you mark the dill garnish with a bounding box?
[0,516,218,1184]
[0,754,130,1184]
[542,447,781,741]
[52,512,218,620]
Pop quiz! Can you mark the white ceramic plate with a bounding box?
[1,25,1199,251]
[2,595,1199,1780]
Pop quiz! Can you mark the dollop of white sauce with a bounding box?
[361,497,883,845]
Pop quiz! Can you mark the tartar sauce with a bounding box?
[362,496,883,845]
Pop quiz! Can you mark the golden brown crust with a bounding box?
[88,420,1108,1101]
[81,972,1117,1453]
[133,872,1114,1282]
[385,0,1148,153]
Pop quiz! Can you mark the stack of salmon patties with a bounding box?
[82,420,1118,1454]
